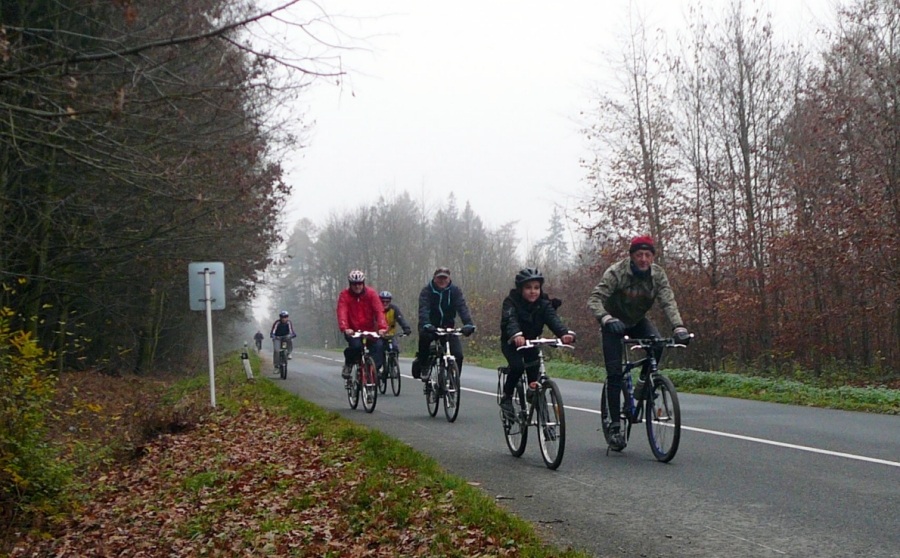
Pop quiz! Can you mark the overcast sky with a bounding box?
[267,0,837,253]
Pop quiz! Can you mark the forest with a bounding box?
[3,0,900,382]
[270,0,900,381]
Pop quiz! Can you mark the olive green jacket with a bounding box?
[587,258,684,329]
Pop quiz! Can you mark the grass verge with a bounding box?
[466,355,900,415]
[6,353,591,558]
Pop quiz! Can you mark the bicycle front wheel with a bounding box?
[377,364,387,394]
[503,382,527,457]
[443,360,460,423]
[599,382,630,447]
[362,357,378,413]
[645,374,681,462]
[425,362,439,417]
[280,350,288,380]
[347,364,360,409]
[537,380,566,469]
[389,354,401,396]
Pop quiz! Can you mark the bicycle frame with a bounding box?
[600,335,690,462]
[347,331,380,413]
[498,338,572,469]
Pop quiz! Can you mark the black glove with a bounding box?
[673,326,691,345]
[551,298,562,310]
[461,324,476,337]
[423,324,436,333]
[402,327,412,336]
[603,318,626,336]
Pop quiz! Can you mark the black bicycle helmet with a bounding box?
[515,268,544,287]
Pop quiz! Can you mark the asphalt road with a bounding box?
[260,348,900,558]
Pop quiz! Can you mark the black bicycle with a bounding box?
[346,331,379,413]
[497,338,572,470]
[423,327,462,422]
[273,335,291,380]
[600,336,689,462]
[379,333,405,396]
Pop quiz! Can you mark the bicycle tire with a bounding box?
[503,381,527,457]
[377,364,387,394]
[443,359,460,423]
[599,382,630,448]
[280,350,287,380]
[645,374,681,462]
[537,379,566,469]
[362,357,378,413]
[389,354,401,396]
[425,361,440,417]
[347,364,360,409]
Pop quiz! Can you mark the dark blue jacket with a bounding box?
[417,280,474,330]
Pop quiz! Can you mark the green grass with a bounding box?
[466,354,900,415]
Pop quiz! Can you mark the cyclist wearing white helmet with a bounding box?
[336,270,388,379]
[270,310,296,367]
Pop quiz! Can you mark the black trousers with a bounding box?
[601,317,661,425]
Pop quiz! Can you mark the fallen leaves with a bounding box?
[10,404,517,557]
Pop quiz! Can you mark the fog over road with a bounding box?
[264,348,900,557]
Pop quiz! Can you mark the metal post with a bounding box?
[204,268,216,408]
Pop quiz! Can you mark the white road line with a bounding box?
[297,353,900,469]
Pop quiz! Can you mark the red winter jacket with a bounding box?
[336,286,388,332]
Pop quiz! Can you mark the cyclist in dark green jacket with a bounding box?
[587,236,690,450]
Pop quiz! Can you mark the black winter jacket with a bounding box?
[500,290,572,345]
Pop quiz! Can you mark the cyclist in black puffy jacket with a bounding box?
[499,268,575,418]
[412,267,476,380]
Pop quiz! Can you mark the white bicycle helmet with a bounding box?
[379,291,392,300]
[348,269,366,283]
[279,310,289,318]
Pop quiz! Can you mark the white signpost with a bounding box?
[189,262,225,407]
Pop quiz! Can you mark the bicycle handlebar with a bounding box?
[624,334,693,350]
[349,331,381,339]
[517,337,575,350]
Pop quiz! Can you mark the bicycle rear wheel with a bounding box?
[362,357,378,413]
[347,364,360,409]
[599,382,630,448]
[442,360,460,422]
[389,354,401,396]
[425,362,439,417]
[645,374,681,462]
[537,380,566,469]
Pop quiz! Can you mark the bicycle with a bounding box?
[599,336,689,462]
[346,331,380,413]
[254,338,263,353]
[273,335,291,380]
[379,333,406,396]
[497,338,572,470]
[423,327,463,422]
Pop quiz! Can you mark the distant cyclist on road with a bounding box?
[336,270,388,380]
[379,291,412,356]
[270,311,297,368]
[253,330,264,352]
[412,267,476,381]
[587,236,691,451]
[499,268,576,418]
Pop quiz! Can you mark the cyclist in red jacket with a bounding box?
[336,270,388,379]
